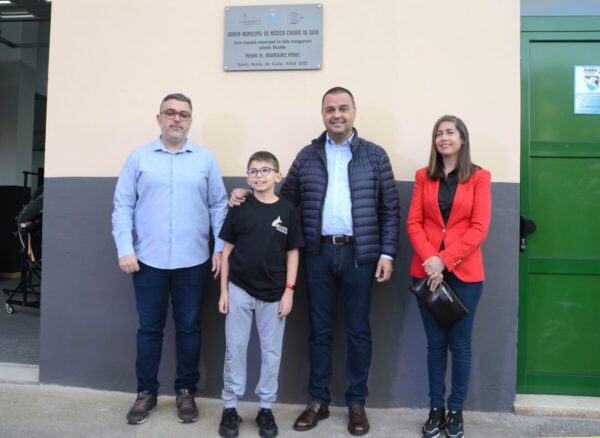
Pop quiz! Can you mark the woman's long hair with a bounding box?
[427,115,476,182]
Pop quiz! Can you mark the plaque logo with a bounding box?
[287,12,303,25]
[240,13,261,25]
[269,10,279,26]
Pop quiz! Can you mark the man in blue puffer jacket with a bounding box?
[229,87,400,435]
[285,87,400,436]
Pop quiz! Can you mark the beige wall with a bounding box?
[45,0,520,182]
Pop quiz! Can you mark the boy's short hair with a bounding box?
[247,151,280,171]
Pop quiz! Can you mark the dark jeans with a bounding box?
[132,260,209,395]
[304,243,376,406]
[417,272,483,411]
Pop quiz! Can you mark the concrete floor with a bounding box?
[0,383,599,438]
[516,394,600,419]
[0,278,40,364]
[1,274,599,437]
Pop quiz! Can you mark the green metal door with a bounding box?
[519,18,600,396]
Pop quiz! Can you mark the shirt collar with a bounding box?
[442,168,459,182]
[153,137,193,153]
[325,132,354,150]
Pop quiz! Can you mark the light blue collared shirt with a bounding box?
[112,137,228,269]
[321,133,354,236]
[320,133,394,261]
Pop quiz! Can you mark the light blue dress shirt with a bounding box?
[321,133,354,236]
[112,137,228,269]
[320,133,393,261]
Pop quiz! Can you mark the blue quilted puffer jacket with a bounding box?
[280,129,400,265]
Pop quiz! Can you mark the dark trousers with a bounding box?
[417,272,483,411]
[304,243,376,406]
[132,260,209,395]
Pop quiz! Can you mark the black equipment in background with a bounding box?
[3,170,43,314]
[0,186,30,272]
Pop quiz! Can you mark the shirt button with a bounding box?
[442,229,446,233]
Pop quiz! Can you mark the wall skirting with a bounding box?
[39,177,519,411]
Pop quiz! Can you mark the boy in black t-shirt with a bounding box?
[218,151,304,438]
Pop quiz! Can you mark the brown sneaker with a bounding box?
[293,400,329,431]
[126,391,157,425]
[176,389,198,423]
[348,404,370,436]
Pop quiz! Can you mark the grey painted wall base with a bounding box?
[40,177,519,411]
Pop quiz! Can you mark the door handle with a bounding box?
[520,216,537,252]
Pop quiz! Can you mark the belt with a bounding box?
[321,235,355,245]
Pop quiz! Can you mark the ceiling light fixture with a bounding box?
[1,14,35,19]
[0,1,12,4]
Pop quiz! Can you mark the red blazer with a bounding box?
[406,167,491,282]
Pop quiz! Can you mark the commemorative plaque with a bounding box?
[224,4,323,71]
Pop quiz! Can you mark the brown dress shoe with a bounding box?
[348,404,370,436]
[293,401,330,431]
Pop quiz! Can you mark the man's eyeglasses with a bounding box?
[162,109,192,121]
[247,167,278,177]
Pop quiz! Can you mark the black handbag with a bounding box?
[409,277,468,327]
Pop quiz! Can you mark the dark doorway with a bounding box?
[0,1,50,373]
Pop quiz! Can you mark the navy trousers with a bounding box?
[304,243,376,406]
[417,272,483,411]
[132,260,209,395]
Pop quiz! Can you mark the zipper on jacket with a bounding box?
[316,141,328,253]
[347,146,359,266]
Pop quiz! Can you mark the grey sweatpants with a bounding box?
[222,282,286,409]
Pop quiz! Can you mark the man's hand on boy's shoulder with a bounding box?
[278,288,294,318]
[228,188,251,207]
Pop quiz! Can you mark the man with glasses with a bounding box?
[112,93,228,425]
[230,87,400,435]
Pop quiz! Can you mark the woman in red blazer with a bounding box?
[407,115,491,438]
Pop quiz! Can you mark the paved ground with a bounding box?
[0,278,40,365]
[0,383,599,437]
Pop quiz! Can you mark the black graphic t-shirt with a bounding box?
[219,195,304,302]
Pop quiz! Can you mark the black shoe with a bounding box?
[219,407,243,438]
[422,406,446,438]
[256,408,278,438]
[445,410,464,438]
[126,391,157,425]
[176,389,198,423]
